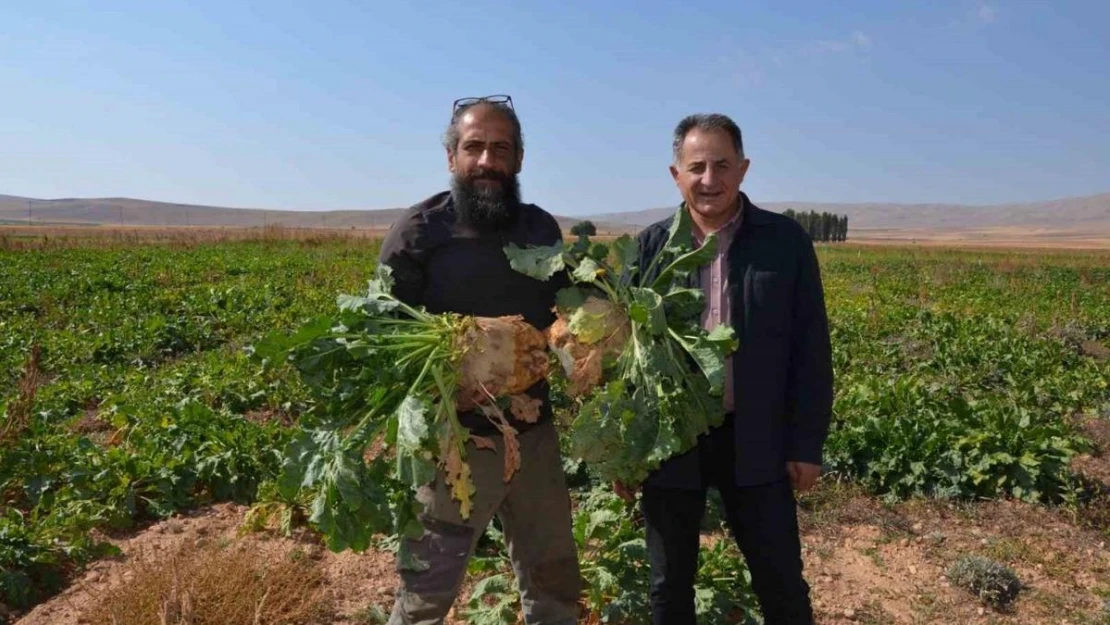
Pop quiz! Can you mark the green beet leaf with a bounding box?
[506,207,740,485]
[504,242,566,281]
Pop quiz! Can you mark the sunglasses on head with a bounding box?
[452,94,514,112]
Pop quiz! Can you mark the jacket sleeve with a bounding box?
[784,234,834,465]
[377,210,427,307]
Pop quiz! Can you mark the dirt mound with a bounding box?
[13,503,467,625]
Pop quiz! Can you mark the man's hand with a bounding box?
[613,481,639,502]
[786,461,821,492]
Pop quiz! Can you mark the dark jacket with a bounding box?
[377,191,569,435]
[637,192,834,488]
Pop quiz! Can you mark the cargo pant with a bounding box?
[388,419,582,625]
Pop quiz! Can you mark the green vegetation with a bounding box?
[821,247,1110,503]
[2,237,1108,622]
[781,209,849,242]
[570,220,598,237]
[0,239,373,609]
[505,209,738,485]
[251,265,553,556]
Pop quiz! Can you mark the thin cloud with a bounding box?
[802,30,872,56]
[976,1,999,23]
[727,30,871,88]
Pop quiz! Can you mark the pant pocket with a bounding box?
[397,515,476,596]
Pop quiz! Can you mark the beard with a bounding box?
[450,169,522,231]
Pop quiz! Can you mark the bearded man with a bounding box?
[378,96,582,625]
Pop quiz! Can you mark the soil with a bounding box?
[14,453,1110,625]
[798,486,1110,624]
[13,503,467,625]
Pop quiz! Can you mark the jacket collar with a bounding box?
[739,191,774,227]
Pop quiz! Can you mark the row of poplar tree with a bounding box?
[781,209,849,242]
[569,209,850,242]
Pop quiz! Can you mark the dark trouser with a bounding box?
[640,417,813,625]
[389,419,581,625]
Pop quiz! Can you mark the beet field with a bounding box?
[2,233,1108,624]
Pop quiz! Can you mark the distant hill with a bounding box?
[0,194,629,232]
[0,195,410,229]
[587,193,1110,232]
[4,192,1109,242]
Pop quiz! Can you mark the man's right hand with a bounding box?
[613,481,638,502]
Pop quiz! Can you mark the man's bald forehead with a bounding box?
[443,101,524,154]
[460,101,513,123]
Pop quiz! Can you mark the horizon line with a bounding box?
[3,190,1109,215]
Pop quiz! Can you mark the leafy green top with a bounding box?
[505,208,739,484]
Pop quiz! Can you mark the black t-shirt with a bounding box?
[377,190,568,435]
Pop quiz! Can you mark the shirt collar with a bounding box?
[691,198,743,245]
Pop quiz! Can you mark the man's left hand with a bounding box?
[786,461,821,492]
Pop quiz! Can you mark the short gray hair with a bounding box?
[442,102,524,156]
[672,113,744,162]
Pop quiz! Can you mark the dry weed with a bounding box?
[1,345,41,446]
[83,541,333,625]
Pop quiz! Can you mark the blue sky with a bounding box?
[2,1,1108,216]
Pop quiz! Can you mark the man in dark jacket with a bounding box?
[378,96,581,625]
[625,113,833,625]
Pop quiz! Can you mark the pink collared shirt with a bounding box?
[692,206,742,412]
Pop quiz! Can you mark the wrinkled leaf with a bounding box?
[651,232,718,291]
[444,443,476,519]
[672,324,739,394]
[572,257,604,284]
[568,305,613,344]
[396,395,431,452]
[610,235,639,275]
[503,242,566,281]
[663,287,706,324]
[554,286,587,313]
[337,265,403,314]
[368,263,396,295]
[397,451,437,489]
[629,288,667,336]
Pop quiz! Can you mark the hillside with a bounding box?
[4,192,1110,244]
[587,193,1110,232]
[0,194,624,232]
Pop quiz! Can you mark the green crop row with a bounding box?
[1,239,1108,622]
